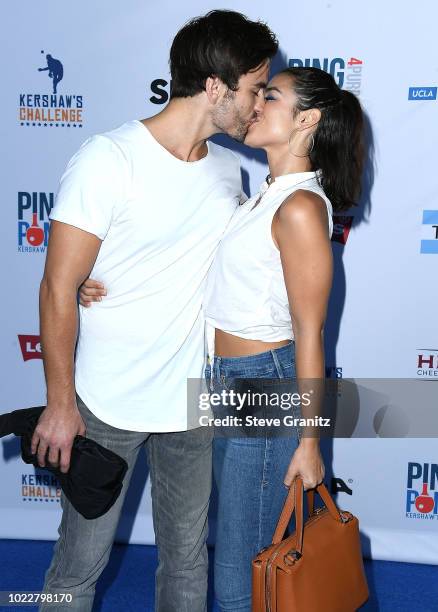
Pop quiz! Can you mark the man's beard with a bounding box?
[212,92,253,143]
[229,115,251,143]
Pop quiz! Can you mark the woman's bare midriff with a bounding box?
[214,328,291,358]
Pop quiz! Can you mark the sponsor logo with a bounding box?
[331,215,353,245]
[22,473,61,504]
[18,191,53,253]
[149,56,364,103]
[149,78,172,105]
[18,335,42,361]
[288,57,364,96]
[326,366,343,378]
[420,210,438,254]
[408,87,437,101]
[416,349,438,378]
[19,51,83,127]
[406,462,438,519]
[331,477,353,496]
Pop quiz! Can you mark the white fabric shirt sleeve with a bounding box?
[50,135,127,240]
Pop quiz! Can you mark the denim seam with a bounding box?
[270,349,284,379]
[258,436,269,551]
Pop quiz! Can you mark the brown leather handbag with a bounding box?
[252,477,369,612]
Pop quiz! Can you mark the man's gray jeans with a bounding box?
[39,394,213,612]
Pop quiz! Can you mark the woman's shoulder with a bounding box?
[277,189,329,226]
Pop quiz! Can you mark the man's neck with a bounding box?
[140,98,216,162]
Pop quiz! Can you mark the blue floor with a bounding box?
[0,539,437,611]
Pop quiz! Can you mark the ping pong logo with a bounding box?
[18,335,42,361]
[18,191,53,253]
[406,462,438,520]
[288,57,364,97]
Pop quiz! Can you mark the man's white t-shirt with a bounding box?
[50,119,241,432]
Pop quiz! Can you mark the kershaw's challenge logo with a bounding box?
[406,462,438,519]
[22,473,61,504]
[19,51,83,128]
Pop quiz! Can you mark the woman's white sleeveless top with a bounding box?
[203,170,333,360]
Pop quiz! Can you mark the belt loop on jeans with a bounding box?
[210,356,221,392]
[270,348,284,378]
[209,356,215,392]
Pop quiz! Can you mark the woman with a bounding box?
[80,67,364,611]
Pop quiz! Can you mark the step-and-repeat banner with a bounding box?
[1,0,437,564]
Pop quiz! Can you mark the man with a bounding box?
[35,10,278,612]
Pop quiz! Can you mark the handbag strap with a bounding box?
[307,489,314,515]
[272,477,303,546]
[272,477,345,549]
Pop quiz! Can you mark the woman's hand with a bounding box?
[78,278,106,307]
[284,439,325,490]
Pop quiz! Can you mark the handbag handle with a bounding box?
[272,477,346,552]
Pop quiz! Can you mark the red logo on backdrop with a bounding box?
[416,483,435,513]
[18,335,42,361]
[27,213,45,246]
[406,462,438,519]
[332,216,354,245]
[416,349,438,378]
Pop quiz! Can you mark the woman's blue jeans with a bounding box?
[205,342,301,612]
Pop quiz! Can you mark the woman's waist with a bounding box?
[214,328,292,358]
[208,334,295,378]
[205,317,293,347]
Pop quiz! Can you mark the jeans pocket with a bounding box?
[282,363,296,379]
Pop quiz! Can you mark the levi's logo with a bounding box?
[18,335,42,361]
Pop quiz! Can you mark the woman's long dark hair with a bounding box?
[280,67,364,212]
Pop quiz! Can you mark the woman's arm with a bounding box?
[272,188,333,489]
[78,278,106,306]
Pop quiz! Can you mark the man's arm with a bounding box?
[34,220,102,473]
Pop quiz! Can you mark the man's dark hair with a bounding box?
[169,10,278,98]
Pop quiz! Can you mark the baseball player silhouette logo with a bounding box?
[38,51,63,94]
